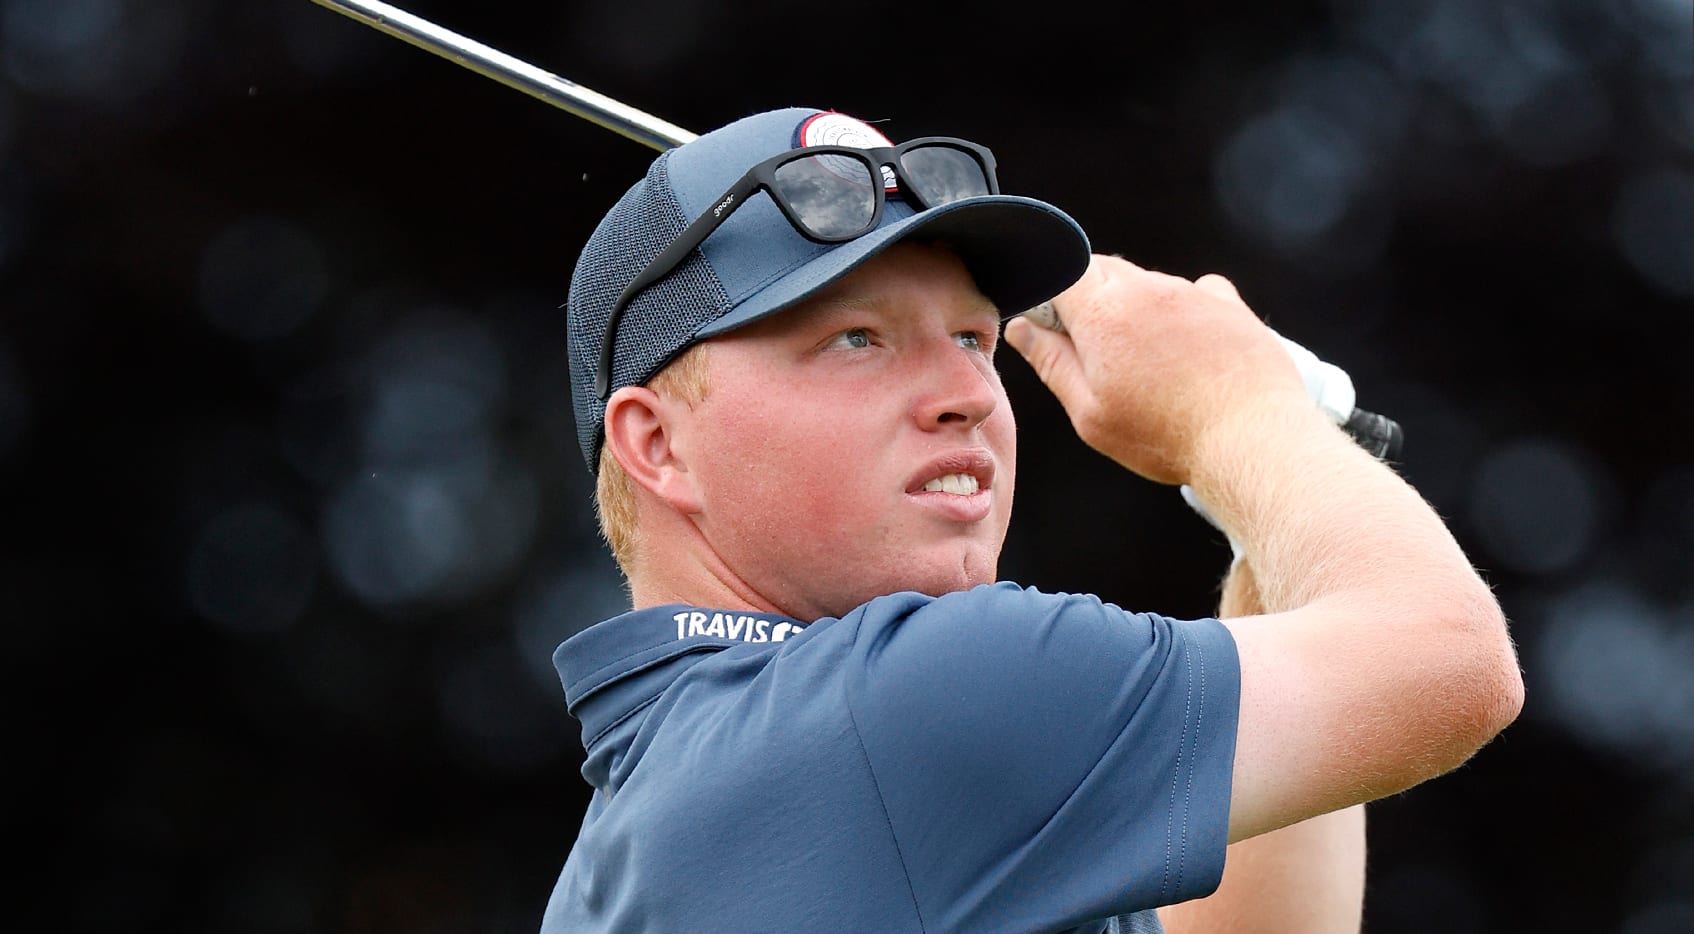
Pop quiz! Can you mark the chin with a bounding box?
[893,549,1000,598]
[801,540,1002,619]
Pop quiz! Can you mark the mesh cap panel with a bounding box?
[568,153,729,470]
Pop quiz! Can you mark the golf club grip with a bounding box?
[1342,409,1402,461]
[1019,303,1403,461]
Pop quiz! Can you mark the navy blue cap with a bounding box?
[567,106,1091,472]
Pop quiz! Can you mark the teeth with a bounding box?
[921,473,980,495]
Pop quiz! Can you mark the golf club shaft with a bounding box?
[308,0,1403,459]
[308,0,696,151]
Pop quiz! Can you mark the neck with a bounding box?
[626,545,785,617]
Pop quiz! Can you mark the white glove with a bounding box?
[1179,334,1355,556]
[1274,334,1355,425]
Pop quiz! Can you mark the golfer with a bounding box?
[542,107,1523,933]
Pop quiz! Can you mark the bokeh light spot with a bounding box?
[360,315,505,466]
[1642,77,1694,153]
[196,217,330,341]
[1489,69,1611,167]
[1215,106,1367,242]
[323,471,467,608]
[322,458,536,610]
[513,564,631,693]
[1617,0,1694,80]
[1,0,184,103]
[320,310,537,611]
[2,0,123,85]
[186,503,318,634]
[1536,581,1694,778]
[1612,169,1694,298]
[1275,53,1412,153]
[1467,437,1608,575]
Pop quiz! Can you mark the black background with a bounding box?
[6,1,1693,931]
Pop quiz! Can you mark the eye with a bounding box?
[956,330,985,352]
[828,327,872,350]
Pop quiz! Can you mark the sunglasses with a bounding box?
[595,137,1002,398]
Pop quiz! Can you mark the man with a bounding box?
[543,107,1523,932]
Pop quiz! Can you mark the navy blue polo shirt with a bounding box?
[542,583,1241,932]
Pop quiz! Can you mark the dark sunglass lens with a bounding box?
[901,145,992,206]
[773,154,879,239]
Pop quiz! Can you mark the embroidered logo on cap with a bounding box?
[797,111,898,191]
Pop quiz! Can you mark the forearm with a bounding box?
[1007,255,1522,840]
[1188,402,1493,622]
[1160,806,1364,934]
[1193,402,1519,827]
[1160,561,1366,934]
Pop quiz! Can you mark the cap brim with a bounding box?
[693,194,1091,340]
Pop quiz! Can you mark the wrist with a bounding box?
[1184,398,1360,531]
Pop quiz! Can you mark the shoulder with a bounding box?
[835,583,1235,721]
[848,581,1131,631]
[841,582,1182,667]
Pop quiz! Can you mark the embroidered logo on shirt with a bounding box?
[673,610,802,643]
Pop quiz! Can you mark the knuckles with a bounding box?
[1070,404,1110,451]
[1040,253,1305,483]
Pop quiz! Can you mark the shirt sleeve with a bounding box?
[841,583,1240,931]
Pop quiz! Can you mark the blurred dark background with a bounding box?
[5,0,1692,931]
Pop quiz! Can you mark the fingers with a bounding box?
[1052,255,1225,333]
[1007,257,1248,417]
[1050,253,1134,330]
[1003,315,1090,411]
[1194,273,1244,304]
[1007,254,1305,485]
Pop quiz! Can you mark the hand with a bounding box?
[1003,255,1309,485]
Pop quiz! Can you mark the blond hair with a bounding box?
[595,342,713,574]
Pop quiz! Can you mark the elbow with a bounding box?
[1442,587,1525,764]
[1468,633,1524,748]
[1480,627,1526,739]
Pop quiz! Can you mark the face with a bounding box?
[670,242,1017,621]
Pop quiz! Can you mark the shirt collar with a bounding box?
[554,604,809,746]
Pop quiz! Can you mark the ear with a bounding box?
[603,386,704,516]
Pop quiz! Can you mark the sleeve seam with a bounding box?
[1160,640,1195,904]
[1164,628,1214,905]
[1183,634,1208,896]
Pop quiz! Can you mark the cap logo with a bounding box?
[798,112,898,191]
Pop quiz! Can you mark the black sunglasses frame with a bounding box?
[594,136,1002,398]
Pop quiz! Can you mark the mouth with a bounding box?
[919,473,981,495]
[907,449,995,495]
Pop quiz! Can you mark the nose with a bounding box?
[911,340,1000,431]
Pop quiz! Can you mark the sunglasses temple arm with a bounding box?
[595,177,762,397]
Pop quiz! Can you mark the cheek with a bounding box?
[990,390,1016,464]
[988,405,1017,518]
[695,393,887,529]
